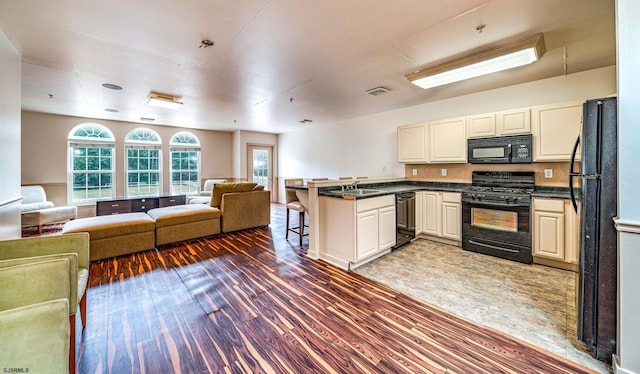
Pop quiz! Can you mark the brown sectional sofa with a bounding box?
[62,213,156,261]
[147,204,221,246]
[62,182,270,260]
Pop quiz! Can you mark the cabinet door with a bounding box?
[397,123,428,163]
[441,202,461,240]
[532,101,583,161]
[428,117,467,163]
[423,192,442,237]
[533,210,565,260]
[356,210,379,261]
[564,200,580,264]
[415,192,423,234]
[497,108,531,135]
[467,113,496,138]
[378,206,397,251]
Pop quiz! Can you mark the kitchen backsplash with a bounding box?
[405,162,573,187]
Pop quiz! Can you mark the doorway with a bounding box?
[248,144,274,201]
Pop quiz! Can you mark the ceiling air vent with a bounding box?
[366,86,391,96]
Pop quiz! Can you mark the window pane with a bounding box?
[100,156,111,170]
[87,148,99,156]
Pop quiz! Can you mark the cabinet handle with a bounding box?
[112,204,119,207]
[141,199,146,202]
[169,199,176,202]
[111,212,119,215]
[141,206,145,209]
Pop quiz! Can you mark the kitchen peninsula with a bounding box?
[287,178,467,270]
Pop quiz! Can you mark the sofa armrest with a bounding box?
[0,232,90,270]
[220,190,270,232]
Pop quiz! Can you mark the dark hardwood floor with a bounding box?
[76,203,596,373]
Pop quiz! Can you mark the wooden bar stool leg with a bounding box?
[299,211,304,246]
[285,208,290,239]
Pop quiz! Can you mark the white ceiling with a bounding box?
[0,0,615,134]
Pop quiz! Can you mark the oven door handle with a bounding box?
[462,200,528,208]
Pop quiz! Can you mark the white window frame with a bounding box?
[67,123,116,205]
[169,131,201,196]
[125,127,163,198]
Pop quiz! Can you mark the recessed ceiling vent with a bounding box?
[366,86,391,96]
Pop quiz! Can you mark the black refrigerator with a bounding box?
[569,97,617,363]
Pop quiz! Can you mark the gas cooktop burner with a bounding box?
[462,171,536,207]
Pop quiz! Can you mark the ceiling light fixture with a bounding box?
[406,33,546,90]
[147,92,183,110]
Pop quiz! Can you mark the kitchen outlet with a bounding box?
[544,169,553,178]
[412,168,417,176]
[441,168,447,176]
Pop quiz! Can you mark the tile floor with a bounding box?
[353,239,612,374]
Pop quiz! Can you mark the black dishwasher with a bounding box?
[394,192,416,249]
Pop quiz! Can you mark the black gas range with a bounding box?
[461,171,535,264]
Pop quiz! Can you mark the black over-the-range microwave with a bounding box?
[467,134,532,164]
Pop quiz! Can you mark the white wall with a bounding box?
[0,29,22,239]
[615,0,640,372]
[278,66,616,201]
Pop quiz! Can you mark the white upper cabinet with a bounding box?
[467,113,496,138]
[397,123,429,163]
[532,101,583,161]
[428,117,467,163]
[496,108,531,135]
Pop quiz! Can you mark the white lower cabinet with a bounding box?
[532,198,579,268]
[355,195,396,263]
[416,191,461,243]
[356,210,379,261]
[319,194,395,270]
[442,201,461,240]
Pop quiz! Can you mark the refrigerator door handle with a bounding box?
[569,136,581,213]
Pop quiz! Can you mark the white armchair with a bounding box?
[199,179,227,196]
[21,185,77,233]
[187,179,226,204]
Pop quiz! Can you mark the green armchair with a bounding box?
[0,258,72,373]
[0,233,90,374]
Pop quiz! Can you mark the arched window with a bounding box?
[68,123,115,203]
[169,131,200,195]
[125,128,162,197]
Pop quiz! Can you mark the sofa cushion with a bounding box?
[252,184,265,191]
[62,213,155,239]
[210,182,257,208]
[21,201,55,213]
[147,204,221,228]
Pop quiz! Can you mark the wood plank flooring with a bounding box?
[76,204,597,373]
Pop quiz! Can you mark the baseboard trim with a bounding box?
[613,354,637,374]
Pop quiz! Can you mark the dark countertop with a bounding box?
[531,187,580,200]
[317,181,467,199]
[288,179,577,200]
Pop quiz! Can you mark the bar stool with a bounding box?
[284,179,308,246]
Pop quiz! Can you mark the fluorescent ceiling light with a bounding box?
[406,34,546,90]
[147,92,183,109]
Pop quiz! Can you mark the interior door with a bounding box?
[248,145,273,200]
